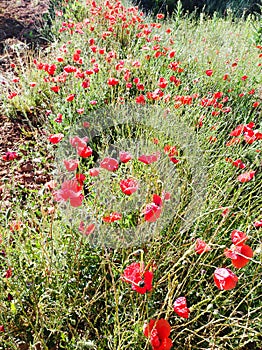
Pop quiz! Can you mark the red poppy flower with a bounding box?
[143,194,162,222]
[9,220,22,232]
[4,267,12,278]
[243,131,256,144]
[170,76,181,86]
[163,192,171,200]
[229,122,255,137]
[48,133,64,144]
[229,124,245,137]
[224,244,253,269]
[107,77,119,86]
[137,83,145,91]
[158,77,168,88]
[70,136,91,158]
[119,151,132,163]
[76,108,84,115]
[195,238,211,254]
[169,157,179,164]
[64,159,79,171]
[66,94,75,101]
[156,13,165,19]
[173,297,190,318]
[143,318,173,350]
[51,86,60,93]
[122,262,153,294]
[232,159,246,169]
[120,178,139,195]
[237,171,255,183]
[53,180,83,207]
[7,92,18,99]
[70,136,89,149]
[244,130,262,144]
[213,91,223,99]
[254,131,262,140]
[230,230,248,246]
[221,207,230,217]
[0,325,4,332]
[55,113,63,123]
[138,152,160,164]
[83,121,90,128]
[214,267,238,290]
[2,151,18,161]
[82,80,90,89]
[102,212,122,223]
[75,173,86,186]
[64,65,77,73]
[164,145,178,157]
[254,220,262,228]
[77,146,93,158]
[89,168,100,177]
[206,69,213,76]
[136,95,146,104]
[78,221,95,235]
[100,157,119,171]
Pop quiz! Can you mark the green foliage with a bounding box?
[251,5,262,44]
[134,0,262,17]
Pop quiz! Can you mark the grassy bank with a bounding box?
[0,0,261,349]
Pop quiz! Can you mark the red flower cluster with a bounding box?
[163,145,179,164]
[229,122,262,144]
[226,157,246,169]
[70,136,92,158]
[2,151,18,161]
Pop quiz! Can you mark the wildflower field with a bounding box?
[0,0,261,349]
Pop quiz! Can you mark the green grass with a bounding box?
[0,0,261,349]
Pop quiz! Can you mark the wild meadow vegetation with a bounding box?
[0,0,261,349]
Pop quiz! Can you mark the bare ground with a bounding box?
[0,0,54,211]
